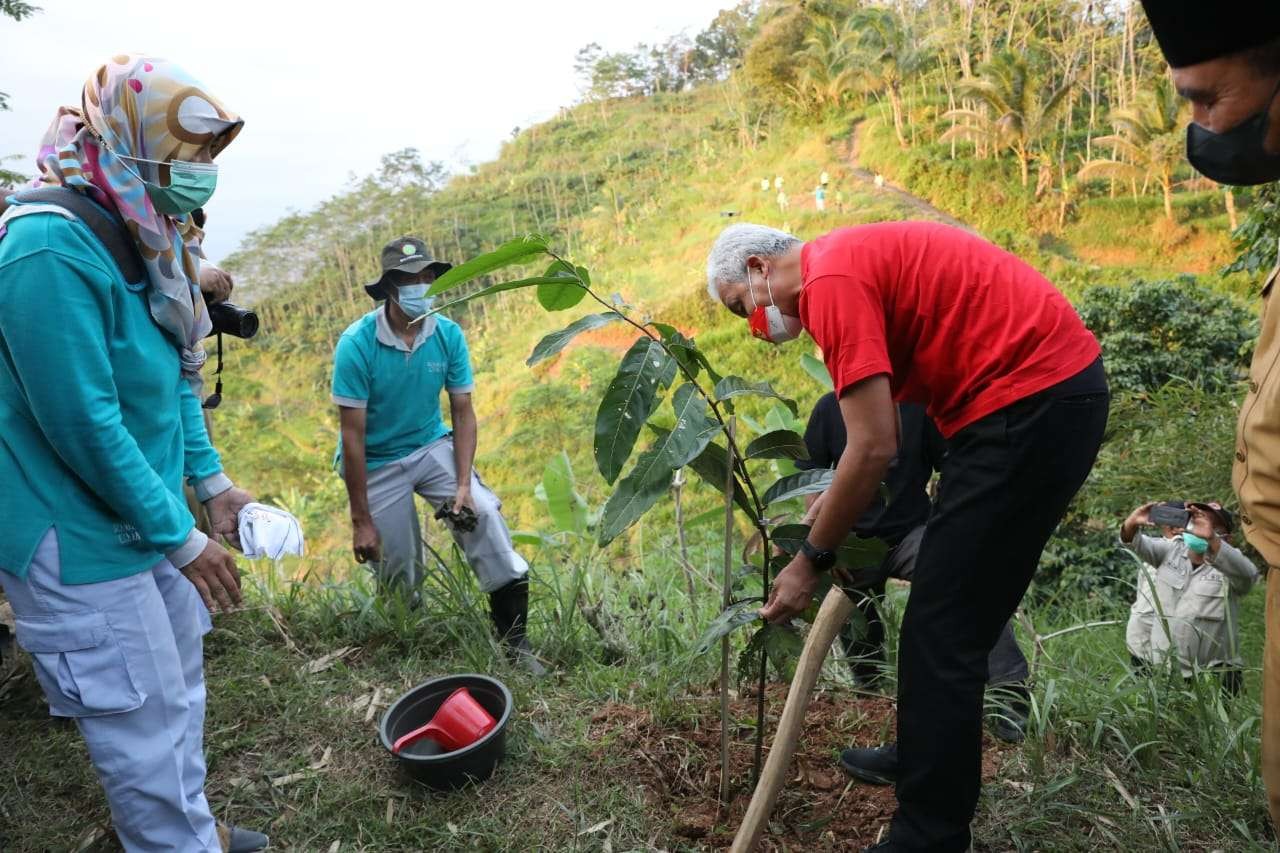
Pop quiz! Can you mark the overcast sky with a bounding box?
[0,1,730,262]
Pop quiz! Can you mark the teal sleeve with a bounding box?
[332,334,370,403]
[446,326,474,391]
[0,245,196,554]
[180,378,228,497]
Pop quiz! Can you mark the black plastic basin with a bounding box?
[379,674,512,790]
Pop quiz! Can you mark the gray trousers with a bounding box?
[889,525,1030,686]
[2,530,219,851]
[362,438,528,594]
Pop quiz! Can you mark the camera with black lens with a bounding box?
[206,300,259,339]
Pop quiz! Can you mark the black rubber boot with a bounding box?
[488,579,547,676]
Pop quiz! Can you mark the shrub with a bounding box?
[1077,277,1256,393]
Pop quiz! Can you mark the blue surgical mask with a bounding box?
[117,153,218,216]
[395,284,433,319]
[1182,531,1210,555]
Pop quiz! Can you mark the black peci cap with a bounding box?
[1141,1,1280,69]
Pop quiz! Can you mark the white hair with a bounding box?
[705,223,802,302]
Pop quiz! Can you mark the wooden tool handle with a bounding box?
[730,585,856,853]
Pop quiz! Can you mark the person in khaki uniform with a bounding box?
[1139,0,1280,830]
[1121,501,1259,693]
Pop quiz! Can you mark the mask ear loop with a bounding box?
[745,265,760,310]
[202,333,223,410]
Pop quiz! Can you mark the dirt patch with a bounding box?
[590,686,1007,851]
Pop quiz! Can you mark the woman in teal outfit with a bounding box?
[0,56,266,852]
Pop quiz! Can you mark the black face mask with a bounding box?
[1187,79,1280,186]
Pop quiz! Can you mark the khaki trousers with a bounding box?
[1265,569,1280,832]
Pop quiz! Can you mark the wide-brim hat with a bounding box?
[1187,501,1235,534]
[366,236,452,299]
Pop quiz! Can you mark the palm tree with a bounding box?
[1077,77,1185,221]
[848,6,929,147]
[943,51,1073,187]
[790,17,860,115]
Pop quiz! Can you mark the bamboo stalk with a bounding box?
[719,418,736,806]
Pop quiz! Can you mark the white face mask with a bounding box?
[746,266,803,344]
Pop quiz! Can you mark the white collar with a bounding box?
[375,304,437,353]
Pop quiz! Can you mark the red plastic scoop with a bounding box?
[392,687,496,754]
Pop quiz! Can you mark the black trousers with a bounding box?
[889,381,1109,850]
[841,525,1030,688]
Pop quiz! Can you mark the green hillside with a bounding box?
[4,2,1275,850]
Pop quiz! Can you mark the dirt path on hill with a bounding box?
[843,121,974,232]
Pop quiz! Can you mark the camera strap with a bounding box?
[8,187,144,285]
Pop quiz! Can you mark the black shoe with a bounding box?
[989,683,1030,744]
[992,714,1025,743]
[489,579,548,676]
[217,823,269,852]
[839,743,898,785]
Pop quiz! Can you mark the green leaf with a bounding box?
[511,531,549,547]
[665,384,720,466]
[745,429,808,460]
[770,523,889,572]
[536,259,587,311]
[713,376,798,417]
[762,468,835,506]
[542,451,588,534]
[694,600,761,655]
[769,523,811,556]
[526,312,624,367]
[801,353,832,389]
[596,443,675,546]
[686,441,754,517]
[651,323,700,380]
[593,337,676,485]
[596,390,717,546]
[426,276,573,316]
[738,624,800,683]
[427,235,549,296]
[763,623,803,681]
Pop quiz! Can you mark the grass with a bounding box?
[2,528,1270,851]
[3,61,1274,853]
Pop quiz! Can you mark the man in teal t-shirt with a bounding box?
[332,236,542,673]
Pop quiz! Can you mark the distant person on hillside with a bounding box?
[773,174,783,191]
[705,221,1108,852]
[835,189,846,213]
[776,189,788,212]
[814,185,827,212]
[1140,2,1280,829]
[1125,501,1187,671]
[796,394,1031,750]
[874,173,885,189]
[761,177,770,193]
[332,236,544,675]
[0,56,267,852]
[1121,500,1259,693]
[820,169,830,187]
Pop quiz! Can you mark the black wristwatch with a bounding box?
[800,539,838,572]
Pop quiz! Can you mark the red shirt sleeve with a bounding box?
[801,274,892,396]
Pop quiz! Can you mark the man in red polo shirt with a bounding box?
[705,220,1109,852]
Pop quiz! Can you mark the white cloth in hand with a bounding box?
[237,503,305,560]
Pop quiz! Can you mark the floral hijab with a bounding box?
[33,55,243,384]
